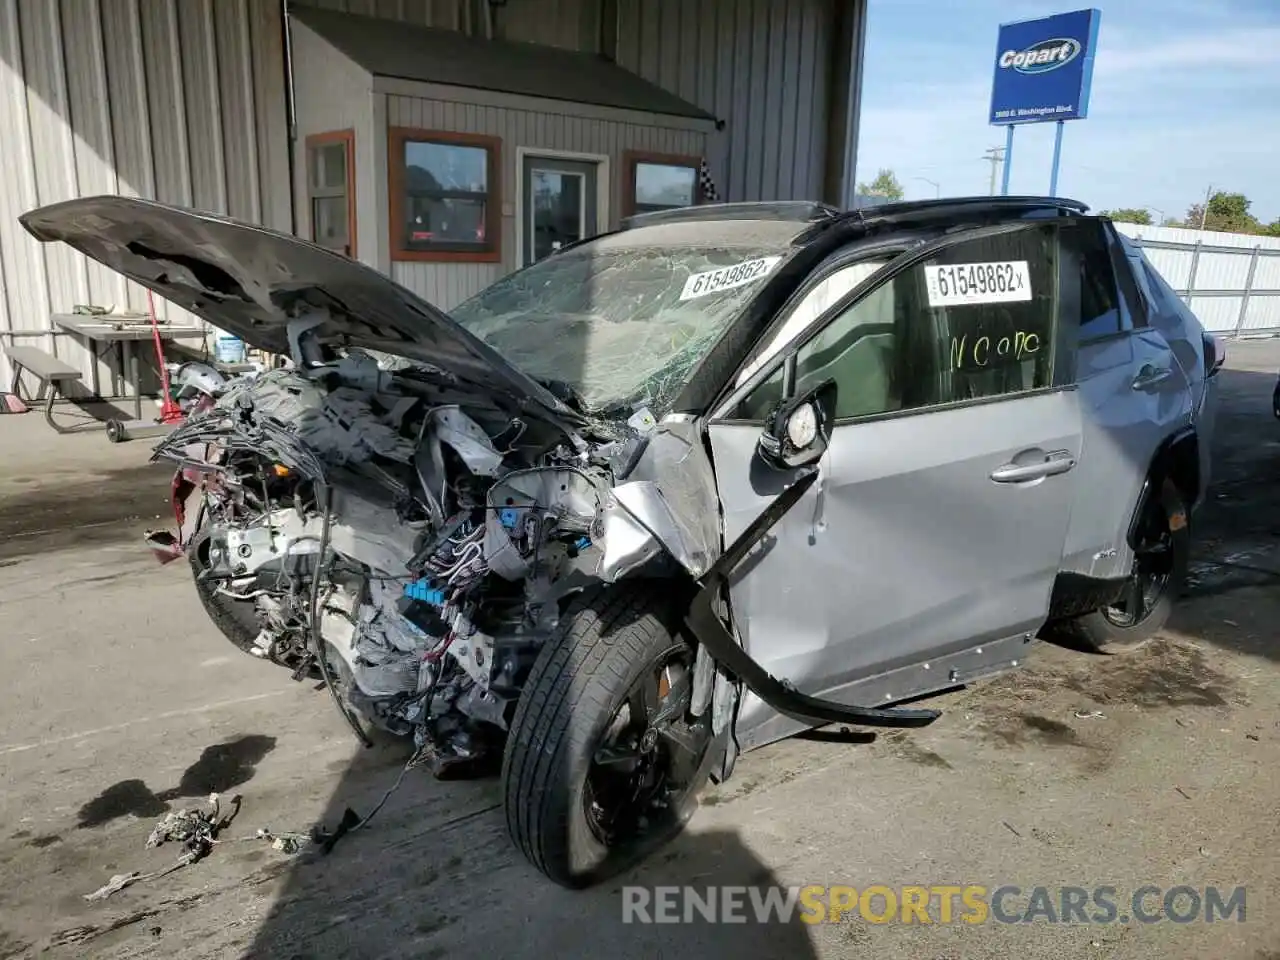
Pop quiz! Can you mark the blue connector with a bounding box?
[499,508,520,530]
[574,536,591,551]
[404,579,446,606]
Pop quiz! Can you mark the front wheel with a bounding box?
[1059,478,1189,654]
[502,586,713,888]
[189,527,265,658]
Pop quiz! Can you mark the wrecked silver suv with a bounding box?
[21,195,1220,888]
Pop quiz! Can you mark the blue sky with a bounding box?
[855,0,1280,224]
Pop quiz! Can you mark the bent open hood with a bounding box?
[19,196,583,429]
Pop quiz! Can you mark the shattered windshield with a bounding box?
[449,220,804,417]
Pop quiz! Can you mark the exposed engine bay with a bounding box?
[152,349,717,778]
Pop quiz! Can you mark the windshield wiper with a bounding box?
[535,376,587,410]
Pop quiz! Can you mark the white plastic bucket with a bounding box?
[215,334,246,365]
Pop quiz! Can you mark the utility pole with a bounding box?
[983,146,1006,195]
[914,176,940,198]
[1198,184,1213,231]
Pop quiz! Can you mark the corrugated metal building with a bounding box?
[0,0,868,399]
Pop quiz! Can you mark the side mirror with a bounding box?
[758,379,837,470]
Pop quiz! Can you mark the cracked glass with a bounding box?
[450,221,803,417]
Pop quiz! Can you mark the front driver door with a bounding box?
[707,222,1084,749]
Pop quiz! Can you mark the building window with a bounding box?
[389,128,501,263]
[306,130,356,257]
[624,151,702,216]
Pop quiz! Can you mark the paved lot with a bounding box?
[0,342,1278,960]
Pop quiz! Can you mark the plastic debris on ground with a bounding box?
[81,747,432,902]
[81,793,316,902]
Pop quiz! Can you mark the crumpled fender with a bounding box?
[598,420,721,582]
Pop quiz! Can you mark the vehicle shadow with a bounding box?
[241,757,819,959]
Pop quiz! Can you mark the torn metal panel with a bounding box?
[611,418,722,578]
[428,405,504,476]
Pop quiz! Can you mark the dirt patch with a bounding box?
[0,929,32,960]
[76,778,171,829]
[882,730,954,770]
[76,736,277,829]
[1061,642,1237,710]
[0,461,173,561]
[164,735,277,798]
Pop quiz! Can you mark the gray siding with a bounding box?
[0,0,856,396]
[0,0,289,397]
[384,91,705,309]
[290,21,379,264]
[296,0,840,203]
[615,0,835,202]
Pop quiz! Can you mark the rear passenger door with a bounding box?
[708,222,1083,746]
[1055,220,1192,581]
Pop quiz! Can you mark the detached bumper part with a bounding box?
[685,469,941,730]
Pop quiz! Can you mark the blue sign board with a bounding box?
[989,8,1101,125]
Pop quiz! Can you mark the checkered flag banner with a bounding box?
[699,157,720,203]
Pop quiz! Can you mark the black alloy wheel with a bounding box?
[583,645,702,849]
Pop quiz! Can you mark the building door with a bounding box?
[306,130,356,258]
[522,156,598,267]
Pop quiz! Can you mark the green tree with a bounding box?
[857,168,905,202]
[1260,219,1280,238]
[1183,192,1261,234]
[1099,208,1153,225]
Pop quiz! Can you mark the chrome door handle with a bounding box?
[1132,365,1174,390]
[990,451,1077,483]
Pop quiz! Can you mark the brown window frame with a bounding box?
[623,150,703,217]
[305,129,357,258]
[388,127,502,264]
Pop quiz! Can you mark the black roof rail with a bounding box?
[615,196,1088,237]
[620,201,839,230]
[845,195,1088,224]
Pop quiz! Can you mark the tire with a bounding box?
[502,585,711,888]
[189,535,264,658]
[1058,478,1189,654]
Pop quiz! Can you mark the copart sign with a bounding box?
[989,8,1101,125]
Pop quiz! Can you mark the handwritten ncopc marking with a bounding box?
[950,330,1042,371]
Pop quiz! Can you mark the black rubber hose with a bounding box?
[309,484,373,748]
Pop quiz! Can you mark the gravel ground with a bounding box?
[0,340,1277,960]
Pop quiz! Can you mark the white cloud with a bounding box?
[1094,27,1280,77]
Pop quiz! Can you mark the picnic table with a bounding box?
[51,312,207,420]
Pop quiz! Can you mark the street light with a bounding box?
[914,177,941,199]
[1144,206,1165,225]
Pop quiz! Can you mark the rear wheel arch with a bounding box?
[1129,426,1198,545]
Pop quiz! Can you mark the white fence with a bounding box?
[1114,222,1280,337]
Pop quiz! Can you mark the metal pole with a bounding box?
[1048,120,1065,197]
[1184,241,1202,308]
[1236,245,1261,336]
[1000,125,1015,196]
[1199,184,1212,232]
[984,149,1001,195]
